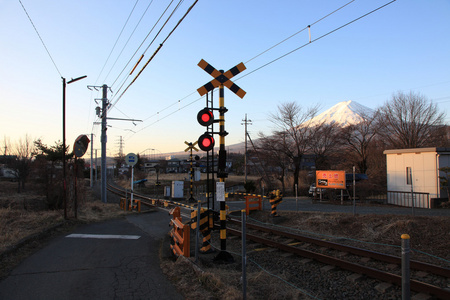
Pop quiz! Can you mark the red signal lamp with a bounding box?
[198,133,215,151]
[197,108,214,126]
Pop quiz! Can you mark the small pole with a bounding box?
[195,198,201,263]
[74,157,78,219]
[90,133,93,188]
[401,234,411,300]
[241,209,247,300]
[409,168,415,216]
[130,166,134,210]
[352,166,356,215]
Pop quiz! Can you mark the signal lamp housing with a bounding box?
[197,108,214,126]
[198,133,215,151]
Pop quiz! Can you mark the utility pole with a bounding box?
[90,133,94,188]
[101,84,108,203]
[241,114,252,184]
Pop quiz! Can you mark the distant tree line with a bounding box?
[1,137,85,210]
[1,91,447,199]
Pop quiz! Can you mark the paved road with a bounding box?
[0,211,183,300]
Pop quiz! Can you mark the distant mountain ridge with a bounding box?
[306,100,374,127]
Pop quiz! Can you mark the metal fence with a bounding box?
[387,191,430,209]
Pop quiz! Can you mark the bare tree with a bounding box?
[377,91,446,149]
[10,135,35,192]
[263,102,319,193]
[308,122,341,170]
[2,136,11,155]
[339,111,380,173]
[257,131,290,193]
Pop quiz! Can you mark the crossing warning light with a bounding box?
[197,108,214,126]
[198,133,215,151]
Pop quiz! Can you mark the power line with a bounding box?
[102,0,157,85]
[110,0,176,88]
[124,0,360,128]
[121,0,397,141]
[95,0,141,86]
[238,0,398,82]
[245,0,356,64]
[109,0,182,99]
[109,0,198,111]
[18,0,62,78]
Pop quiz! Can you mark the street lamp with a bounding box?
[62,75,87,219]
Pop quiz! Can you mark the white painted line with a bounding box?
[66,234,141,240]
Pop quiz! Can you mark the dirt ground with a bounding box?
[1,179,449,299]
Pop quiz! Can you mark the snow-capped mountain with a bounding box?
[305,100,374,127]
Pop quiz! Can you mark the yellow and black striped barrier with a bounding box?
[191,208,215,253]
[269,190,283,217]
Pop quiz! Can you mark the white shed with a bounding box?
[384,147,450,208]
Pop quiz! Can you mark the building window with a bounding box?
[406,167,412,185]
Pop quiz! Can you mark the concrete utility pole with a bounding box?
[241,114,252,184]
[90,133,94,188]
[101,84,108,203]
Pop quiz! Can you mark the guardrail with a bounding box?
[119,198,141,212]
[169,207,190,257]
[244,195,262,215]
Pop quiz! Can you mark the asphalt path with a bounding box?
[0,211,183,300]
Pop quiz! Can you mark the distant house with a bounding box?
[384,147,450,208]
[167,158,182,173]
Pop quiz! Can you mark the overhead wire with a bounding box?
[102,0,156,85]
[237,0,398,82]
[109,0,183,104]
[123,0,370,139]
[94,0,140,86]
[245,0,356,64]
[18,0,62,78]
[109,0,197,111]
[110,0,176,88]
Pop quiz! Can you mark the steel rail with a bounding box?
[227,227,450,299]
[228,218,450,278]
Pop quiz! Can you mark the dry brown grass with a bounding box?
[161,256,242,300]
[0,180,127,254]
[0,208,63,253]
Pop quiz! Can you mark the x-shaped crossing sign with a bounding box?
[197,59,246,99]
[184,141,199,152]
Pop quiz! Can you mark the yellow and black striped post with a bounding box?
[191,208,213,253]
[215,82,233,262]
[269,189,283,217]
[184,141,198,202]
[196,59,247,263]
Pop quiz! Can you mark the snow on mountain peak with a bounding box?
[306,100,374,127]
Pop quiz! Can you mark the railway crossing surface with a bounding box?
[0,212,183,300]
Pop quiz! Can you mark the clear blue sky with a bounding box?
[1,0,449,159]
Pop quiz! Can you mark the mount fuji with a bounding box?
[306,100,374,127]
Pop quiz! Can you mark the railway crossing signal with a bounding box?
[198,133,215,151]
[184,141,199,203]
[196,59,247,263]
[197,59,246,99]
[197,108,214,126]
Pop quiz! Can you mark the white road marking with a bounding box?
[66,234,141,240]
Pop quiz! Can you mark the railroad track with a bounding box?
[227,217,450,299]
